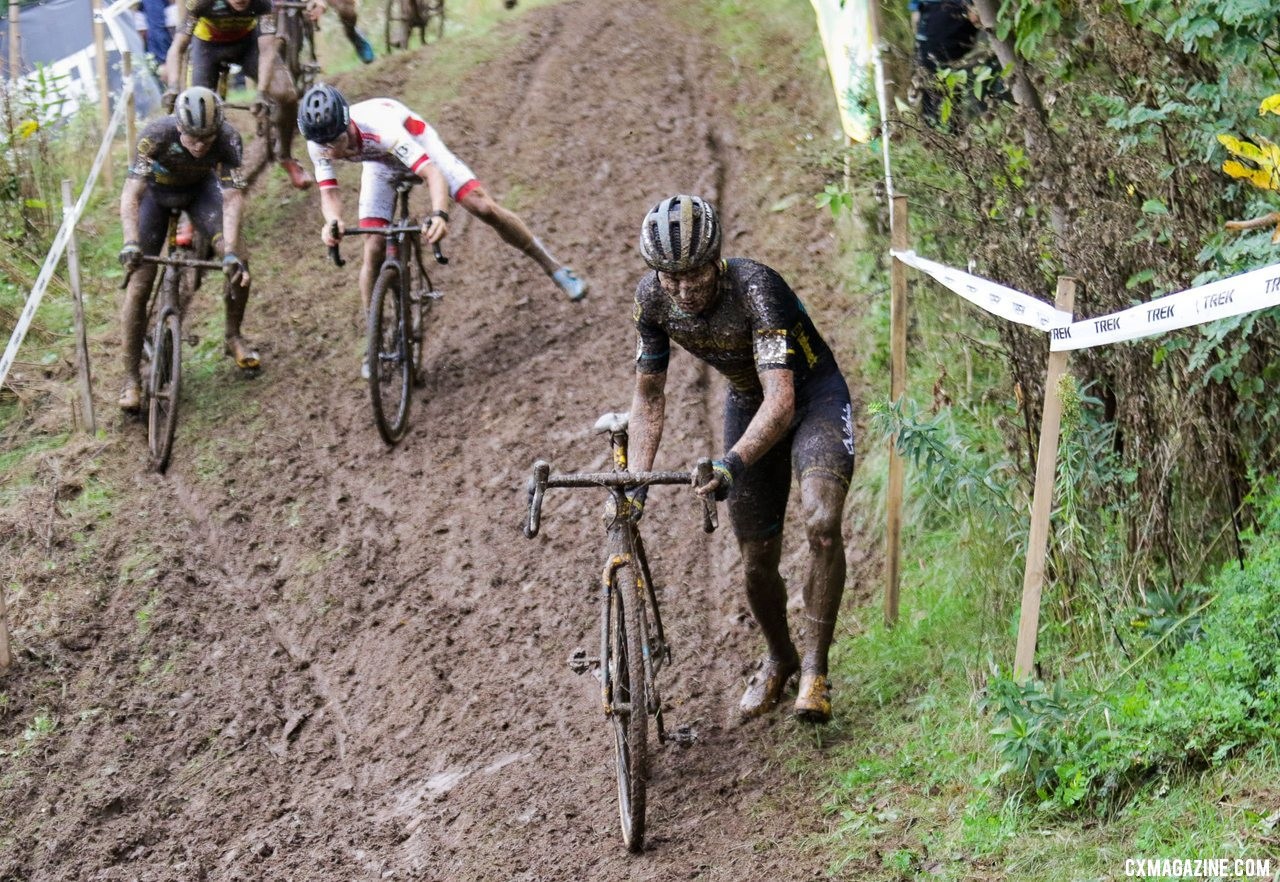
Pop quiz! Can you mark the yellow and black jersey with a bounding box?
[129,117,247,191]
[184,0,274,44]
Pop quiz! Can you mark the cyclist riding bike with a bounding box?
[117,87,259,411]
[297,84,589,373]
[303,0,375,64]
[626,195,856,724]
[164,0,313,189]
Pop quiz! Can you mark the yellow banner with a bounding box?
[809,0,875,142]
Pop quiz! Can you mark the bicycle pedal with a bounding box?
[662,723,698,747]
[567,648,599,675]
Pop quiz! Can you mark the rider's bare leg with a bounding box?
[458,185,560,276]
[326,0,362,44]
[798,473,847,675]
[738,532,801,718]
[120,265,158,398]
[265,65,300,160]
[361,234,387,313]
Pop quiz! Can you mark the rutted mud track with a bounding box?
[2,1,869,878]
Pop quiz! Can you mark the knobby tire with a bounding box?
[406,237,428,387]
[368,262,412,444]
[148,305,182,473]
[610,561,648,851]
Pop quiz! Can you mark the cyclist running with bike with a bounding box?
[117,87,258,411]
[297,84,589,374]
[164,0,313,189]
[626,195,855,724]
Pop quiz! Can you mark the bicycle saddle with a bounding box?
[594,411,629,434]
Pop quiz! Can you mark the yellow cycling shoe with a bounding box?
[794,671,832,724]
[225,336,260,371]
[738,654,799,720]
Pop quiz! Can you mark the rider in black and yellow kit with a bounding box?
[165,0,313,189]
[117,87,259,410]
[627,195,856,724]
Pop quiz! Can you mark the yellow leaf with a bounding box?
[17,120,38,139]
[1223,159,1278,191]
[1260,94,1280,117]
[1219,133,1267,163]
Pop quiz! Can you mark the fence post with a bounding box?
[1013,276,1077,680]
[0,579,9,670]
[123,51,136,161]
[92,0,113,190]
[63,179,97,435]
[885,194,909,627]
[8,2,19,80]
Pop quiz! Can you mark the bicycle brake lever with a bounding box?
[524,460,550,538]
[432,241,448,265]
[328,221,345,267]
[694,457,717,533]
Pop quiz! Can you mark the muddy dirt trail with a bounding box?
[1,0,875,878]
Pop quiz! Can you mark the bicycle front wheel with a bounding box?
[368,262,412,444]
[148,308,182,473]
[609,561,648,851]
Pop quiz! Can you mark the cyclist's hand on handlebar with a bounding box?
[249,94,272,117]
[423,210,448,244]
[698,451,745,502]
[321,219,344,247]
[223,252,250,285]
[305,0,325,20]
[119,242,143,271]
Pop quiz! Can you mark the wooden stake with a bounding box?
[885,194,909,627]
[123,51,136,161]
[1013,277,1077,680]
[92,0,112,190]
[63,179,96,435]
[8,2,19,80]
[0,575,9,670]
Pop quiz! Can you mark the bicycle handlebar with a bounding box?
[327,220,448,267]
[523,458,718,539]
[120,254,226,288]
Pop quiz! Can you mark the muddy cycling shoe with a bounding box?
[352,30,375,64]
[118,377,142,412]
[279,158,313,190]
[225,337,260,371]
[794,671,832,724]
[552,266,588,301]
[738,654,800,720]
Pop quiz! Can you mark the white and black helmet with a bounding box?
[639,194,721,273]
[298,83,351,144]
[174,86,223,139]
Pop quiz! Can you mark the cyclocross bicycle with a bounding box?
[523,411,716,851]
[328,177,447,444]
[385,0,444,53]
[123,211,225,472]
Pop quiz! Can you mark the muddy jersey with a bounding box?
[633,258,839,399]
[308,99,440,188]
[184,0,273,43]
[129,117,246,191]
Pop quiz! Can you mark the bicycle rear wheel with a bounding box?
[368,262,412,444]
[609,561,648,851]
[148,306,182,473]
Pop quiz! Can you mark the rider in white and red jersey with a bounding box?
[298,85,588,367]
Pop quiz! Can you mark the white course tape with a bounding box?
[0,77,134,391]
[891,249,1073,332]
[1050,261,1280,352]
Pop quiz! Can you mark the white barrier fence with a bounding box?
[0,73,133,391]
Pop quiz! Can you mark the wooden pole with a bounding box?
[63,179,96,435]
[1013,277,1077,680]
[8,2,19,80]
[92,0,112,190]
[885,194,909,627]
[122,51,136,161]
[0,576,10,670]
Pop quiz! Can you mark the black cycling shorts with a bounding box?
[138,176,225,256]
[723,368,856,541]
[188,35,259,89]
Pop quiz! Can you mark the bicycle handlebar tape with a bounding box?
[328,220,346,267]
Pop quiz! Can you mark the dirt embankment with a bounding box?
[0,1,873,878]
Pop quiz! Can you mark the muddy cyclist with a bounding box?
[626,194,856,723]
